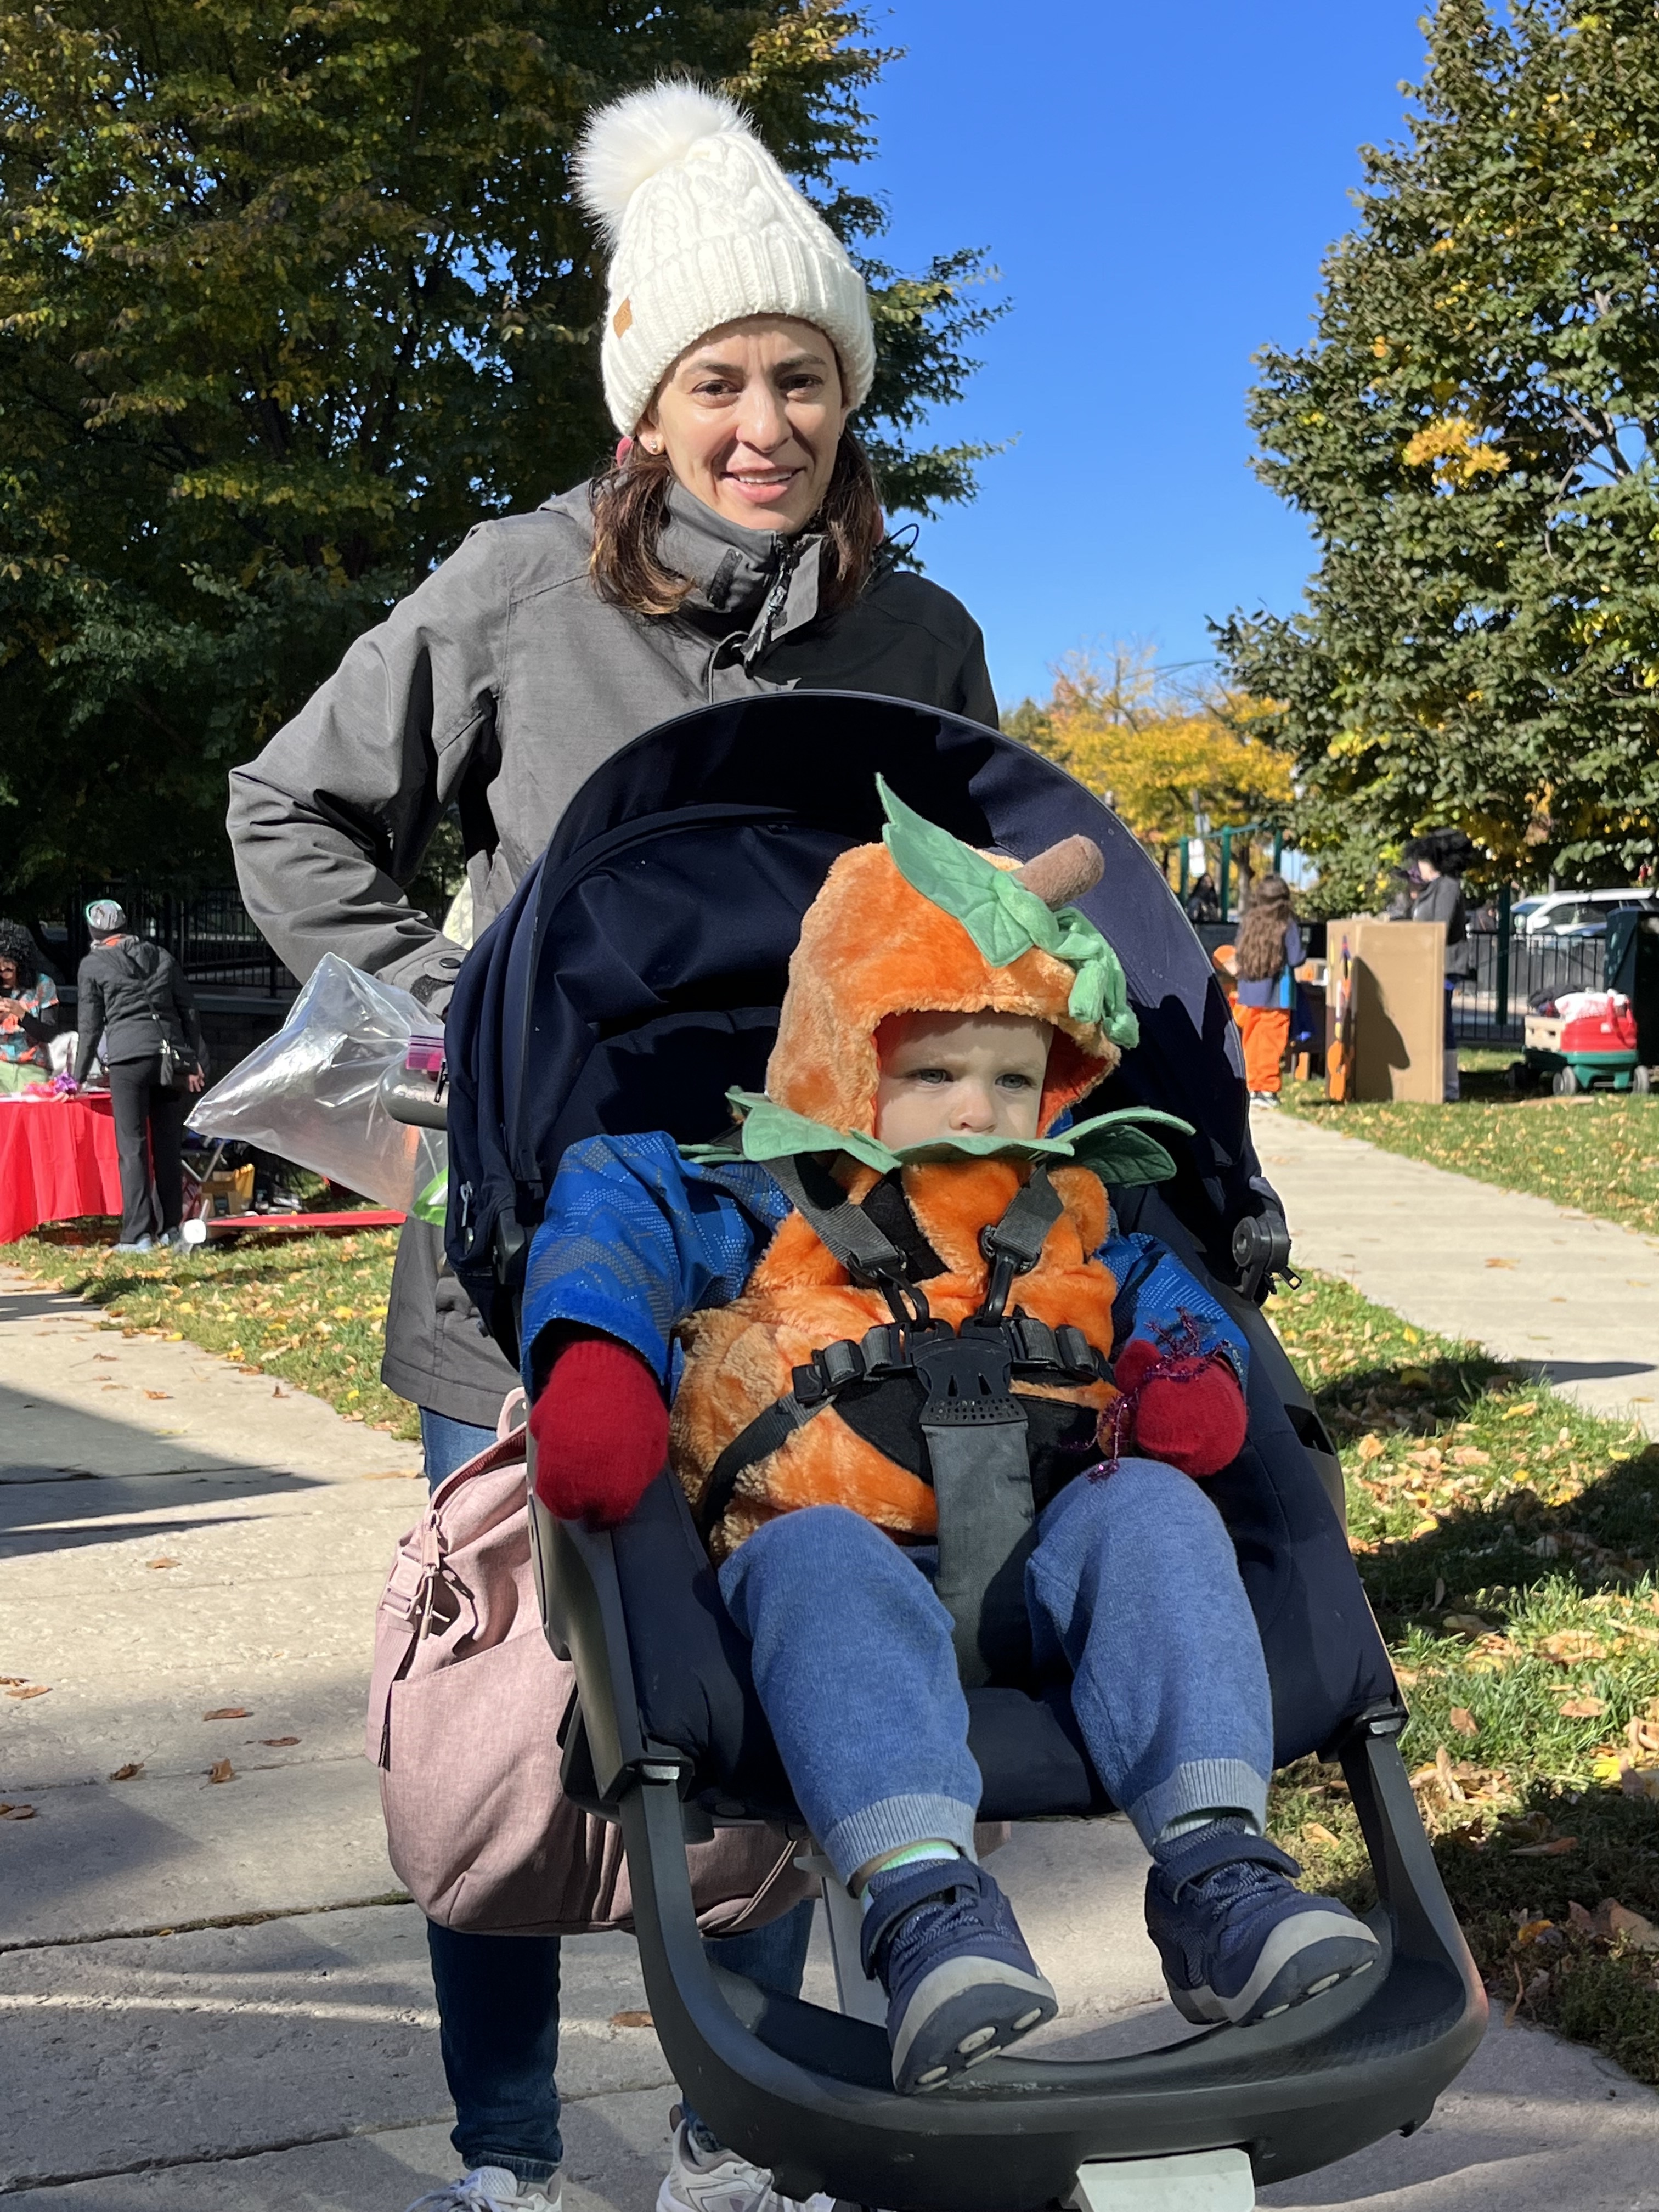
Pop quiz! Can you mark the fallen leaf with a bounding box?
[1513,1836,1578,1858]
[146,1558,179,1571]
[1434,1745,1465,1801]
[0,1677,24,1686]
[0,1803,38,1820]
[1607,1904,1659,1954]
[1357,1434,1386,1463]
[1484,1257,1517,1269]
[202,1707,250,1721]
[610,2009,653,2029]
[1452,1447,1491,1467]
[1501,1400,1539,1420]
[207,1758,235,1784]
[108,1763,144,1781]
[1449,1707,1479,1736]
[1557,1696,1607,1719]
[1442,1613,1491,1639]
[1541,1632,1606,1664]
[6,1685,49,1700]
[257,1736,300,1747]
[142,1389,171,1401]
[1515,1917,1554,1945]
[1400,1367,1432,1389]
[1302,1821,1342,1848]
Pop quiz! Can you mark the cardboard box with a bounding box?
[1325,918,1448,1103]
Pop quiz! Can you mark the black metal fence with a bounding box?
[60,885,297,995]
[1452,927,1604,1045]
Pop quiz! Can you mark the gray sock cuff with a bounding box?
[1129,1759,1269,1851]
[820,1795,980,1889]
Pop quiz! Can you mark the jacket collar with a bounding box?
[658,480,825,662]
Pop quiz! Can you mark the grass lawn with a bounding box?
[1266,1271,1659,2080]
[0,1221,417,1440]
[1277,1051,1659,1238]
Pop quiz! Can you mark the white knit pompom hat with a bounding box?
[575,81,876,438]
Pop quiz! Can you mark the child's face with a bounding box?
[873,1011,1053,1148]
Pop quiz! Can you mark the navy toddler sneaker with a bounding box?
[859,1859,1057,2094]
[1146,1827,1379,2026]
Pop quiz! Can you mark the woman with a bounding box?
[72,901,207,1253]
[0,919,60,1093]
[1402,832,1474,1102]
[228,83,996,2212]
[1232,874,1302,1104]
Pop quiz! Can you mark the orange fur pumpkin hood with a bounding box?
[669,783,1151,1560]
[763,783,1131,1138]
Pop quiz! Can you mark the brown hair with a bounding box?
[1234,873,1295,983]
[587,432,887,619]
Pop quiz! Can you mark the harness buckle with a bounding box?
[913,1321,1020,1428]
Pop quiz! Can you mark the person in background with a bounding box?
[72,900,207,1253]
[1184,872,1221,924]
[1231,874,1302,1106]
[1400,832,1474,1102]
[0,919,61,1093]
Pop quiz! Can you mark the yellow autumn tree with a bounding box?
[1008,646,1294,884]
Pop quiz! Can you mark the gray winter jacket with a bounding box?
[1409,874,1472,978]
[228,479,998,1426]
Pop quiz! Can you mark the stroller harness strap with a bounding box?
[695,1159,1107,1680]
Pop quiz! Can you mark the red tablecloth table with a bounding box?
[0,1092,123,1242]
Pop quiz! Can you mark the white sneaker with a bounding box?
[657,2109,833,2212]
[404,2169,561,2212]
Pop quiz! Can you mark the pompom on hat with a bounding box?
[575,81,876,437]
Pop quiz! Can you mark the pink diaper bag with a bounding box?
[367,1401,809,1936]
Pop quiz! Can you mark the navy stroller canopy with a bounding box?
[444,689,1270,1363]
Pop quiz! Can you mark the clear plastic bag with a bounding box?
[189,953,446,1220]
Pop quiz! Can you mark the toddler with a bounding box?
[522,784,1376,2095]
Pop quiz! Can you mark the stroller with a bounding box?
[442,692,1485,2212]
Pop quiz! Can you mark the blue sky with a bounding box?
[858,1,1432,709]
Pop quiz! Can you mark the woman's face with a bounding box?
[0,955,18,991]
[643,315,850,535]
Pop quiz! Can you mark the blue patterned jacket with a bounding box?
[520,1132,1247,1402]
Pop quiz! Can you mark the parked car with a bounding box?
[1511,889,1659,936]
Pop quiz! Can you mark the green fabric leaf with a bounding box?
[681,1091,1192,1188]
[412,1169,448,1225]
[876,778,1140,1051]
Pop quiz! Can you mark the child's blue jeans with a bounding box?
[718,1458,1274,1887]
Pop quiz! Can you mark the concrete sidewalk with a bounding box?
[1254,1107,1659,1438]
[5,1261,1659,2210]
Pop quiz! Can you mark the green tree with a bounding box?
[1009,646,1292,883]
[1217,0,1659,900]
[0,0,998,905]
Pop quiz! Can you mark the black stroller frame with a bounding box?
[442,693,1487,2211]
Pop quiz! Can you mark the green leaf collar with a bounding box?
[685,1090,1192,1190]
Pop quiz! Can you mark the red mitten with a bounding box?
[1110,1338,1248,1479]
[529,1333,668,1527]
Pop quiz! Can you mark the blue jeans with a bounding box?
[719,1463,1274,1888]
[417,1409,814,2186]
